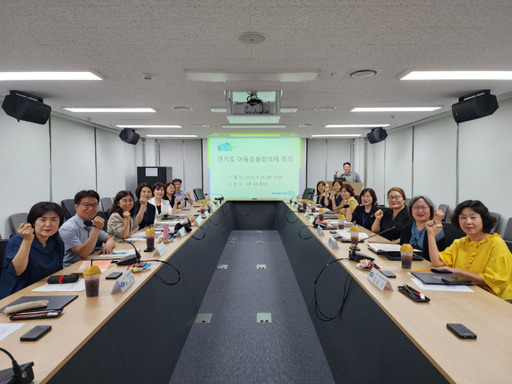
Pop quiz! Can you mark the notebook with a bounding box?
[411,272,472,285]
[368,243,424,261]
[0,295,78,313]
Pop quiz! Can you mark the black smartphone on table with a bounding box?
[447,323,477,339]
[20,325,52,341]
[106,272,123,280]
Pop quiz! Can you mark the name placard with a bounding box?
[309,216,315,224]
[328,236,339,249]
[111,270,135,294]
[368,267,392,291]
[156,242,167,256]
[316,225,324,236]
[205,211,210,218]
[177,227,186,237]
[196,216,203,225]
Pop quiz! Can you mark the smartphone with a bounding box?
[442,276,473,285]
[447,323,477,339]
[106,272,123,280]
[380,270,396,278]
[20,325,52,341]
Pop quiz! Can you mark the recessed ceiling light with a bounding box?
[325,124,390,128]
[222,125,286,129]
[238,32,266,45]
[171,106,193,111]
[226,116,281,124]
[299,124,314,128]
[280,108,298,113]
[146,134,197,138]
[401,71,512,80]
[116,125,181,128]
[351,107,441,112]
[314,106,337,111]
[0,71,102,81]
[349,70,377,79]
[311,134,362,137]
[194,124,210,128]
[210,108,227,113]
[64,107,155,113]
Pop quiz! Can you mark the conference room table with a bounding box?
[0,200,511,383]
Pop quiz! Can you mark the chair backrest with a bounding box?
[9,213,28,235]
[443,222,466,247]
[193,188,206,201]
[489,212,501,234]
[438,204,449,221]
[0,239,9,269]
[101,197,113,213]
[503,218,512,242]
[61,199,76,220]
[302,188,315,201]
[96,211,109,231]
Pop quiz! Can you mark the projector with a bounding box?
[226,91,280,116]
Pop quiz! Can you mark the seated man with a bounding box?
[173,178,194,206]
[59,190,115,267]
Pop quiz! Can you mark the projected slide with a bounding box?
[207,137,301,199]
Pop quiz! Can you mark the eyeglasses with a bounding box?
[387,195,402,200]
[80,203,99,208]
[412,205,429,210]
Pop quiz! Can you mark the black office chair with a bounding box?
[302,188,315,201]
[502,218,512,242]
[9,212,28,234]
[96,211,109,231]
[443,222,466,248]
[193,188,206,201]
[61,199,76,220]
[437,204,449,221]
[489,212,501,234]
[100,197,113,213]
[0,239,9,270]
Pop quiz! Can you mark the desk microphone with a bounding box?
[116,239,142,266]
[349,226,396,262]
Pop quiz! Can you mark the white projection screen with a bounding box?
[207,137,301,199]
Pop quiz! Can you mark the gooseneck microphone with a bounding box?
[116,239,142,266]
[349,226,396,262]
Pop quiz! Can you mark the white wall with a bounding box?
[307,139,352,189]
[159,139,202,194]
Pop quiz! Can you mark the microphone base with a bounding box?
[349,252,374,262]
[0,362,34,384]
[144,247,155,252]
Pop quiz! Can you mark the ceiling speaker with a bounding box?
[119,128,140,145]
[452,90,498,123]
[367,127,387,144]
[2,90,51,125]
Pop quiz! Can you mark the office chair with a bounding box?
[9,212,28,235]
[0,239,8,271]
[489,212,501,234]
[502,218,512,242]
[61,199,76,220]
[301,188,315,201]
[443,222,466,247]
[101,197,113,213]
[96,211,109,231]
[437,204,449,221]
[193,188,206,201]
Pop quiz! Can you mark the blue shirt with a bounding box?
[0,234,64,299]
[59,215,108,267]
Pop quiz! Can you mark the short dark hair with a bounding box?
[135,183,153,199]
[341,183,355,196]
[451,200,496,233]
[408,195,435,220]
[172,178,182,184]
[74,190,100,205]
[109,190,136,218]
[343,162,351,167]
[27,202,65,228]
[359,188,377,205]
[153,182,165,191]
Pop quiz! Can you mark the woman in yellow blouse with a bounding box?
[337,184,358,216]
[426,200,512,301]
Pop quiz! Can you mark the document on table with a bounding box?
[0,323,25,341]
[411,277,474,292]
[33,279,86,292]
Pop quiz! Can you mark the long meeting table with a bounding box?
[0,200,511,383]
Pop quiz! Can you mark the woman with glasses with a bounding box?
[0,202,65,299]
[400,196,446,261]
[371,187,411,242]
[426,200,512,301]
[107,190,139,241]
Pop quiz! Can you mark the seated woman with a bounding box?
[338,184,358,216]
[400,195,446,261]
[164,182,184,210]
[371,187,412,242]
[149,182,175,220]
[325,180,343,212]
[426,200,512,301]
[346,188,379,230]
[315,181,330,205]
[107,190,139,241]
[0,202,65,299]
[135,183,156,228]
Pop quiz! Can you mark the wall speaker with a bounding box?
[367,127,388,144]
[452,90,498,123]
[119,128,140,145]
[2,90,51,125]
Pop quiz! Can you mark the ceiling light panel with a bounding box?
[226,116,281,124]
[0,71,102,80]
[325,124,390,128]
[64,108,155,113]
[401,71,512,80]
[311,134,362,137]
[351,107,441,112]
[146,134,197,138]
[116,125,181,128]
[185,71,319,82]
[222,125,286,129]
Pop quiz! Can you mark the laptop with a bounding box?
[368,243,424,261]
[411,272,474,285]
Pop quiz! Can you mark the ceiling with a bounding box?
[2,0,512,139]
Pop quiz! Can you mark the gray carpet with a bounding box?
[169,230,334,384]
